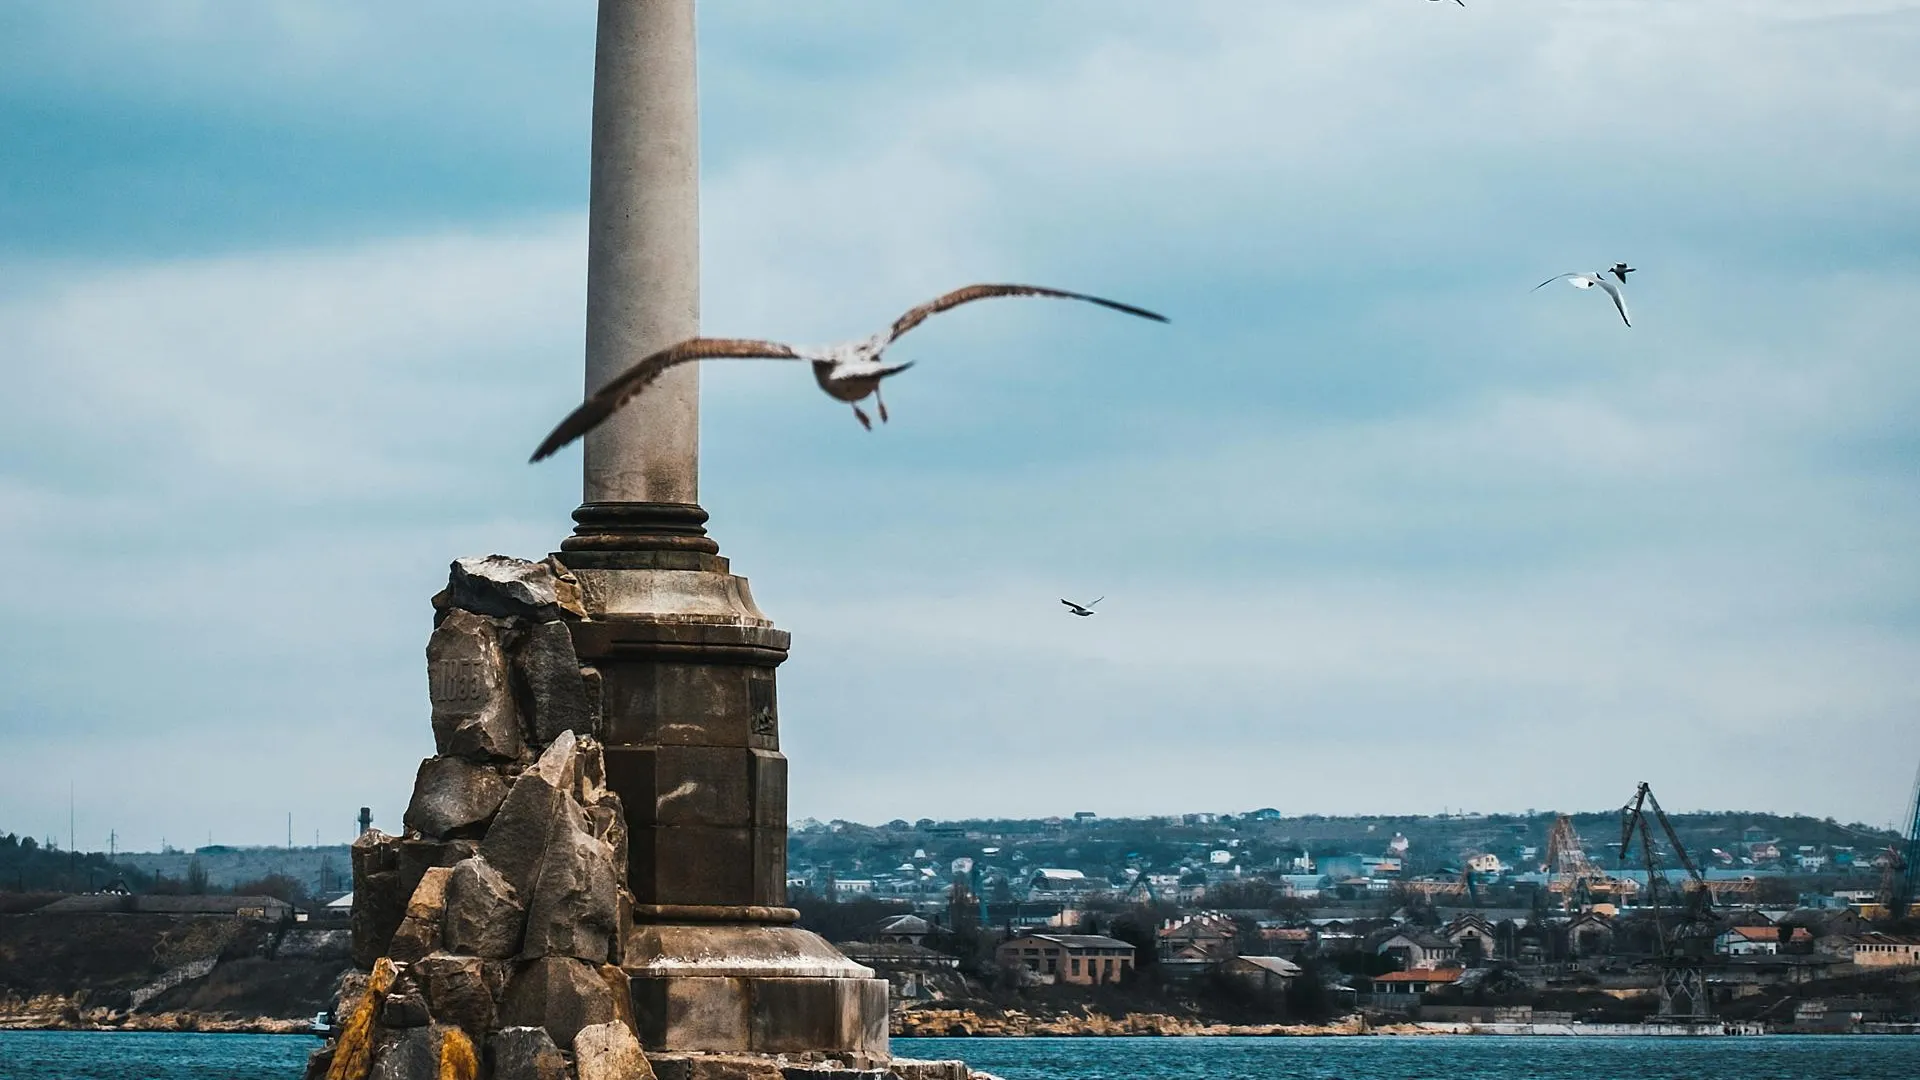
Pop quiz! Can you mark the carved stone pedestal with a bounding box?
[561,503,889,1057]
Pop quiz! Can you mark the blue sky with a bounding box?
[3,2,1919,851]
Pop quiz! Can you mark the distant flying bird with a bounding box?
[1061,597,1104,617]
[1609,262,1636,284]
[530,284,1169,462]
[1532,271,1631,328]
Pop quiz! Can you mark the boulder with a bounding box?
[369,1026,434,1080]
[574,1020,652,1080]
[379,984,431,1029]
[443,856,524,959]
[427,609,524,762]
[497,955,618,1049]
[513,620,594,744]
[397,836,478,905]
[350,831,407,971]
[369,1023,473,1080]
[488,1027,570,1080]
[479,735,581,896]
[403,757,509,840]
[521,817,619,963]
[443,555,584,621]
[413,953,495,1037]
[388,866,453,965]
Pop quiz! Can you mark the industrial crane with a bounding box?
[1619,782,1715,1020]
[1883,762,1920,925]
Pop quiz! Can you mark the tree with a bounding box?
[185,857,209,895]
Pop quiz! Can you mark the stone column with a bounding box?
[582,0,699,506]
[559,0,888,1058]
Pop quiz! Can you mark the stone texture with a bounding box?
[380,982,431,1028]
[397,837,478,909]
[514,620,594,744]
[498,955,617,1050]
[488,1027,569,1080]
[521,814,619,963]
[369,1026,435,1080]
[443,856,524,959]
[427,609,524,762]
[388,866,453,965]
[444,555,585,621]
[583,798,628,889]
[574,1020,652,1080]
[325,957,397,1080]
[479,756,572,899]
[403,757,509,840]
[414,953,495,1037]
[645,1055,784,1080]
[350,831,407,971]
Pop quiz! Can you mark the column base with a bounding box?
[625,924,889,1056]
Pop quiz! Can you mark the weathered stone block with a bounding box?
[498,956,618,1050]
[350,830,407,970]
[369,1023,474,1080]
[514,620,594,745]
[403,757,509,840]
[623,825,785,908]
[369,1025,434,1080]
[574,1020,653,1080]
[444,555,585,621]
[488,1026,569,1080]
[428,609,524,762]
[602,745,758,828]
[443,856,524,959]
[597,663,776,749]
[380,985,431,1028]
[414,953,495,1037]
[522,810,619,964]
[388,865,453,965]
[477,769,569,902]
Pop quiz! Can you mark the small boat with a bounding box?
[310,1011,333,1036]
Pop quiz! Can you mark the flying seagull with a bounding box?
[1609,262,1636,284]
[1061,597,1103,617]
[530,284,1168,462]
[1533,271,1631,328]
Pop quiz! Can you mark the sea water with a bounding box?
[0,1031,1914,1080]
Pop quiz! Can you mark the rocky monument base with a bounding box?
[307,556,933,1080]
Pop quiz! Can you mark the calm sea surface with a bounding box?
[0,1031,1915,1080]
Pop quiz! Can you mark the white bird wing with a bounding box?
[1089,596,1104,607]
[885,283,1168,345]
[1533,273,1591,291]
[531,337,803,462]
[1595,278,1632,327]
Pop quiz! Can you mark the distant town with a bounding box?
[3,803,1917,1034]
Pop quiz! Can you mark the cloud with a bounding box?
[4,2,1920,847]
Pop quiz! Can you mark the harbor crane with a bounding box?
[1620,782,1715,1020]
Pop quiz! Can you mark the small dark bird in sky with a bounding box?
[1533,271,1632,328]
[1609,262,1636,284]
[1061,597,1104,617]
[530,284,1168,462]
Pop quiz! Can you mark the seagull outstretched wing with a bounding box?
[1594,278,1631,327]
[887,284,1167,344]
[1533,273,1631,328]
[531,337,802,462]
